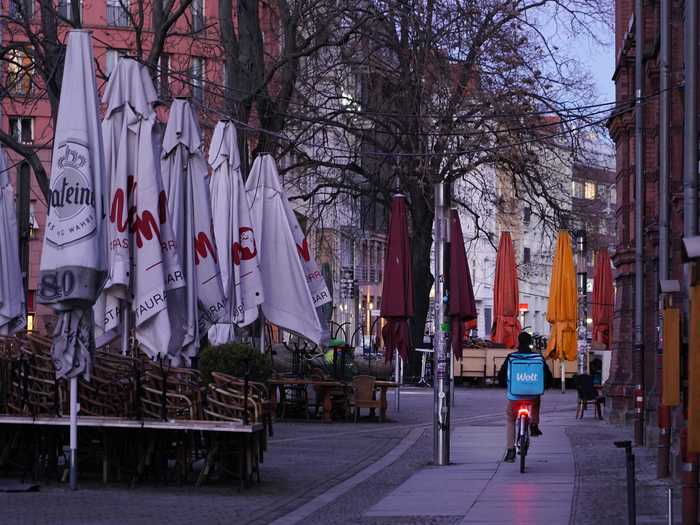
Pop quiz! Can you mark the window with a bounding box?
[107,0,129,26]
[105,49,126,77]
[9,0,34,19]
[610,187,617,205]
[191,57,204,102]
[158,54,170,98]
[523,247,531,264]
[572,180,584,198]
[57,0,82,23]
[9,116,33,144]
[191,0,204,32]
[523,206,531,225]
[484,307,492,339]
[584,181,596,200]
[7,49,33,96]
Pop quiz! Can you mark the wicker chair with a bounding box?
[351,375,383,422]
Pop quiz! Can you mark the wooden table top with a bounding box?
[0,415,263,433]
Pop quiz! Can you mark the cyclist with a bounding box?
[498,331,553,462]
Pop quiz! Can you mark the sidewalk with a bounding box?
[363,393,673,525]
[365,410,574,524]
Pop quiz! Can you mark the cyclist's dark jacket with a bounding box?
[497,345,554,390]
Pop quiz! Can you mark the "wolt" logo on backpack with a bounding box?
[516,372,538,382]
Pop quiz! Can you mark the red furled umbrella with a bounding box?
[380,195,414,362]
[592,248,614,349]
[449,209,477,358]
[491,232,521,348]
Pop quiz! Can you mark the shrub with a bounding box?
[198,342,272,384]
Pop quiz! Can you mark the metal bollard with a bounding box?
[615,440,636,525]
[668,487,673,525]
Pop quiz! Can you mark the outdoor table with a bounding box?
[374,381,398,421]
[267,378,345,422]
[0,415,264,487]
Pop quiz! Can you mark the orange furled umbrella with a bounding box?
[592,249,614,349]
[491,232,521,348]
[545,231,578,361]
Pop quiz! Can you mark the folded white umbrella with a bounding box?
[38,31,107,379]
[246,154,325,344]
[36,30,107,490]
[0,147,25,335]
[207,121,264,345]
[95,57,186,360]
[94,57,164,348]
[161,100,225,363]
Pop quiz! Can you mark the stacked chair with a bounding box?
[0,336,269,489]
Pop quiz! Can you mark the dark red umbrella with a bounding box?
[380,195,414,362]
[449,209,477,359]
[491,231,521,348]
[592,248,614,349]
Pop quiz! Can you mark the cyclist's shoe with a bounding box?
[530,424,543,437]
[503,448,516,462]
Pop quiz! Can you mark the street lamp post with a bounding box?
[433,181,450,465]
[574,229,588,375]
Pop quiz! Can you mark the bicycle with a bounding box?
[514,401,532,473]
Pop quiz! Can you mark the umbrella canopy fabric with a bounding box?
[246,154,325,344]
[95,58,186,360]
[0,148,25,335]
[37,31,107,379]
[161,99,225,364]
[380,195,414,362]
[592,248,614,349]
[545,230,578,361]
[207,121,264,345]
[491,232,521,349]
[448,209,477,359]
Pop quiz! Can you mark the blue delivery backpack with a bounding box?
[507,352,545,400]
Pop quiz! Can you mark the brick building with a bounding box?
[1,0,280,333]
[607,0,695,443]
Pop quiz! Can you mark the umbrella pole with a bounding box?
[395,356,401,412]
[560,361,566,393]
[259,314,266,354]
[69,376,78,490]
[120,302,129,355]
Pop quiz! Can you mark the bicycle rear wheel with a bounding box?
[519,444,526,473]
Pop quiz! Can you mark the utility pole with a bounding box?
[633,0,645,447]
[656,0,671,479]
[433,181,450,465]
[16,162,30,302]
[682,0,698,522]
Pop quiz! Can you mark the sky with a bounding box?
[572,30,616,104]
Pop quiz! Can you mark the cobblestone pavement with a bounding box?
[568,417,674,525]
[0,387,673,525]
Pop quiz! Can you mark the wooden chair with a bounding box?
[575,374,605,420]
[351,375,383,422]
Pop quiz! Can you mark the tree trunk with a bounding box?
[407,181,434,378]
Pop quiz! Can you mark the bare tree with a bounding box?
[0,0,194,198]
[275,0,611,360]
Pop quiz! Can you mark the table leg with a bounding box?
[380,387,388,422]
[323,387,332,422]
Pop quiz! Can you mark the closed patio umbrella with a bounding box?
[0,147,25,335]
[246,154,325,344]
[37,31,108,488]
[161,99,225,364]
[448,209,477,359]
[491,232,521,348]
[545,230,578,392]
[95,57,186,360]
[592,248,614,349]
[380,194,414,363]
[207,121,264,345]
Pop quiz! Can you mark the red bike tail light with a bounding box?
[517,407,530,417]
